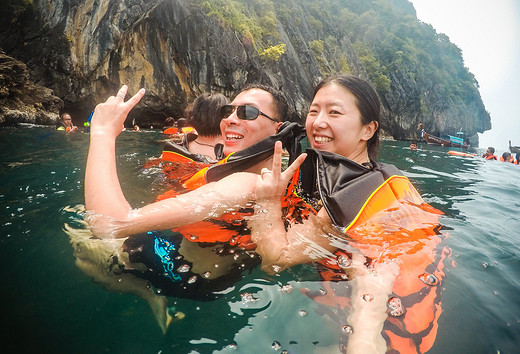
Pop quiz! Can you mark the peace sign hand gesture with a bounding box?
[90,85,146,137]
[255,141,307,202]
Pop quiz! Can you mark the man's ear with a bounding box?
[275,121,283,132]
[362,121,378,141]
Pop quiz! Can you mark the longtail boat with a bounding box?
[509,140,520,154]
[422,131,470,149]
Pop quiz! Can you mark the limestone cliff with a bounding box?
[0,50,62,125]
[0,0,491,144]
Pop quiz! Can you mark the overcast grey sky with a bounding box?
[409,0,520,151]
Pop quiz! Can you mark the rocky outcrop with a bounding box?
[0,0,491,144]
[0,50,63,125]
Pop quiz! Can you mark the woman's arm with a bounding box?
[250,142,337,272]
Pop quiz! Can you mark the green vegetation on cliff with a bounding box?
[194,0,480,112]
[197,0,285,60]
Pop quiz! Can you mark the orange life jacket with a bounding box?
[161,122,309,248]
[163,126,196,135]
[158,125,448,352]
[180,138,448,353]
[500,155,514,163]
[295,149,448,354]
[485,154,498,160]
[162,127,178,134]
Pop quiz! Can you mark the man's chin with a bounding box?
[223,140,245,155]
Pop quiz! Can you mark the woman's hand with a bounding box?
[255,141,306,202]
[90,85,145,137]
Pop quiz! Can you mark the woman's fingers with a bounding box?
[255,141,306,201]
[271,141,283,182]
[267,140,307,185]
[281,153,306,183]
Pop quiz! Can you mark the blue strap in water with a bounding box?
[150,231,182,282]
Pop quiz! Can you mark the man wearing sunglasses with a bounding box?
[219,84,286,159]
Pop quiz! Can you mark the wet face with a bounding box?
[62,114,72,127]
[220,89,283,155]
[305,83,377,163]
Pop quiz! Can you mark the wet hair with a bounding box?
[312,75,381,159]
[487,147,495,154]
[236,83,289,122]
[163,116,175,128]
[176,117,187,129]
[185,93,228,137]
[502,152,511,160]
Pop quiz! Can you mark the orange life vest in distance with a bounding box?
[163,126,196,135]
[500,155,514,163]
[485,154,498,160]
[163,127,178,134]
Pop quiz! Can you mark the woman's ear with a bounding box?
[362,121,378,141]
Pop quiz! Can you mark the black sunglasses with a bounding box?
[219,105,278,122]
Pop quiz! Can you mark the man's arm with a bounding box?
[85,87,304,238]
[85,85,144,220]
[84,85,256,237]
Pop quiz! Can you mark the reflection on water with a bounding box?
[1,126,519,353]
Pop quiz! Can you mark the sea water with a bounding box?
[1,125,519,353]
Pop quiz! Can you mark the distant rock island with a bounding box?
[0,0,490,144]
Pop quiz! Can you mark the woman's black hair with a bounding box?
[186,93,228,137]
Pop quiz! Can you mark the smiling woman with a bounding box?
[306,77,379,164]
[250,74,447,353]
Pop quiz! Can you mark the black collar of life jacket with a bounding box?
[298,149,401,229]
[205,122,307,182]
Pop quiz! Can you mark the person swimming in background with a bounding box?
[56,112,78,132]
[157,93,228,196]
[162,116,175,132]
[409,140,417,150]
[176,117,194,133]
[171,92,227,162]
[482,146,497,160]
[500,152,514,163]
